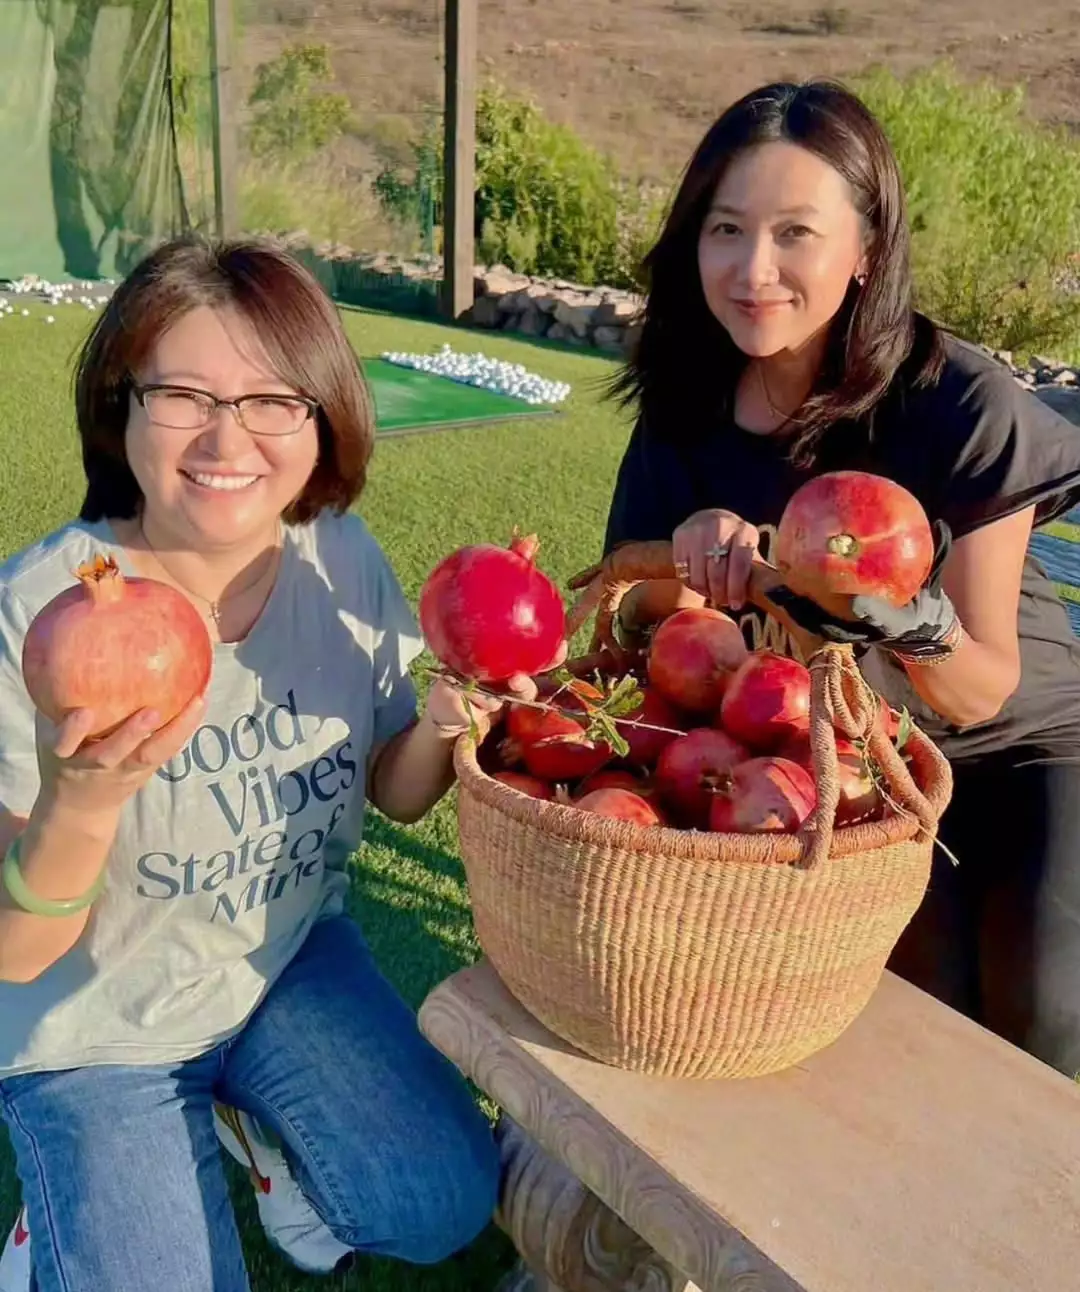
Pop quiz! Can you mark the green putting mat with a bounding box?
[364,358,558,435]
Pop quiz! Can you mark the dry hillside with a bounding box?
[236,0,1080,184]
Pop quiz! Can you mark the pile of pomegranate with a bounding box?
[475,625,904,834]
[419,470,930,839]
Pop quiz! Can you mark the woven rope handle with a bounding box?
[567,544,943,870]
[796,645,941,870]
[565,540,822,661]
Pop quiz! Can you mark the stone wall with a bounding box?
[281,237,645,353]
[466,265,643,354]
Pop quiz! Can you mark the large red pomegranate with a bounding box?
[613,686,687,767]
[778,731,883,825]
[647,607,748,714]
[708,757,817,834]
[418,530,566,682]
[654,726,749,828]
[502,682,612,782]
[491,770,554,801]
[774,471,934,613]
[718,651,811,751]
[575,786,665,827]
[22,554,212,738]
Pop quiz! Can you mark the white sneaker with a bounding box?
[213,1103,353,1275]
[0,1207,31,1292]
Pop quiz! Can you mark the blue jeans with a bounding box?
[0,916,499,1291]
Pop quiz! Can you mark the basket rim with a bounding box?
[454,727,951,866]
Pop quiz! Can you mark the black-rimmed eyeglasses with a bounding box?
[132,383,318,437]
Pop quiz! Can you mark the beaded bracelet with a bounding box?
[1,834,107,918]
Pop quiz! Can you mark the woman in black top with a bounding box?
[604,80,1080,1078]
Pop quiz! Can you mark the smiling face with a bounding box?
[697,140,868,360]
[125,305,319,552]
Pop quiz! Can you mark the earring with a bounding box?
[855,271,867,286]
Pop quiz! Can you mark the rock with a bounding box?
[553,298,597,337]
[594,298,643,326]
[622,320,643,353]
[468,295,501,328]
[546,322,569,343]
[593,325,626,352]
[516,305,550,337]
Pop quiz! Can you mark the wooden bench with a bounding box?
[418,960,1080,1292]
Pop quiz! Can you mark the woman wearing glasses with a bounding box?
[0,238,535,1291]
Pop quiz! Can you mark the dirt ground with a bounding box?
[237,0,1080,183]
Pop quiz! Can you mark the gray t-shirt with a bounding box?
[0,511,423,1075]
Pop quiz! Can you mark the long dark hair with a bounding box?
[75,235,374,523]
[611,79,945,464]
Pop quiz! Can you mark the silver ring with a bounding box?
[706,542,731,563]
[673,559,690,579]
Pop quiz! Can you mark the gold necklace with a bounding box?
[756,363,787,422]
[138,520,282,627]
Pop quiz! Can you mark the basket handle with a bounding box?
[797,645,944,869]
[565,539,822,662]
[565,542,944,869]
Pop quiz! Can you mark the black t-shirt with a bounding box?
[603,334,1080,763]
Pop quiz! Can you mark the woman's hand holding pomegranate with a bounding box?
[672,509,761,610]
[423,671,544,741]
[35,693,209,821]
[768,520,962,662]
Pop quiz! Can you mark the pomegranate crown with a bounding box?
[508,527,541,563]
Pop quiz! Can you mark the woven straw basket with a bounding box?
[454,543,954,1079]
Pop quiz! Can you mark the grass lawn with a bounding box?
[0,299,635,1289]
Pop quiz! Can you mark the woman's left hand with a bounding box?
[767,520,962,661]
[423,672,541,740]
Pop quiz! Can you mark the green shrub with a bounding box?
[247,43,353,163]
[855,63,1080,358]
[375,84,656,287]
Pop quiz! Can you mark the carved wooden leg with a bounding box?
[496,1260,567,1292]
[493,1114,695,1292]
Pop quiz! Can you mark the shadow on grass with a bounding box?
[345,812,482,1011]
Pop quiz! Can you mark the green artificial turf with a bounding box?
[364,356,559,435]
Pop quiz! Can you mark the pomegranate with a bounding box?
[654,727,749,828]
[521,735,611,782]
[718,651,812,752]
[775,470,934,613]
[647,607,748,714]
[612,686,687,767]
[501,680,613,782]
[574,787,665,827]
[708,757,817,834]
[418,530,566,682]
[778,731,883,825]
[574,768,660,802]
[22,554,212,739]
[492,770,554,801]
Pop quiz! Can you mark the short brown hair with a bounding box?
[75,235,374,523]
[612,80,945,465]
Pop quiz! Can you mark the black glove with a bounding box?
[766,520,961,661]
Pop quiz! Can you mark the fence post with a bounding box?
[441,0,477,320]
[208,0,239,238]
